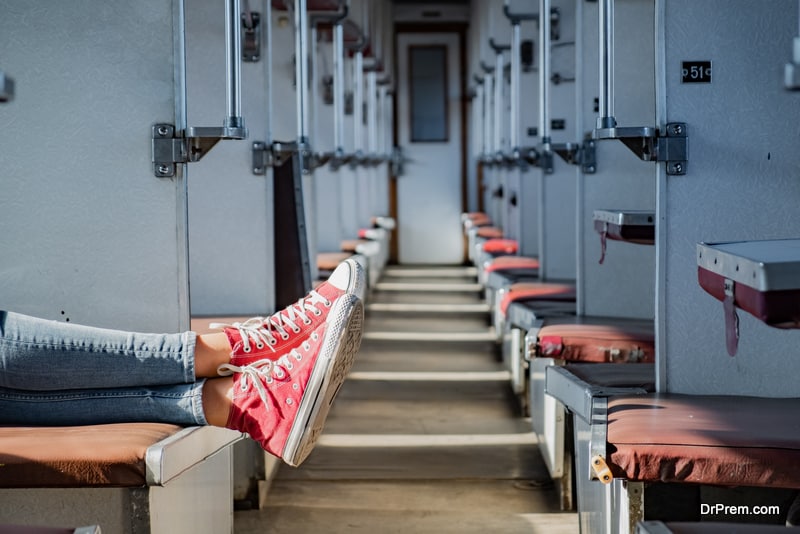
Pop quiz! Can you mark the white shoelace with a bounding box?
[217,347,308,405]
[210,291,331,353]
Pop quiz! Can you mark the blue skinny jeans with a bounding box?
[0,311,208,426]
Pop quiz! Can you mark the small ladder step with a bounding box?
[366,302,489,314]
[347,370,511,382]
[363,330,496,342]
[373,282,484,293]
[383,267,478,278]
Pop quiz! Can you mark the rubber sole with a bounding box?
[281,294,364,466]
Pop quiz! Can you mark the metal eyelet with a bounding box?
[313,309,322,316]
[243,346,251,353]
[281,333,290,340]
[303,342,310,351]
[292,326,301,333]
[256,342,264,349]
[303,318,312,325]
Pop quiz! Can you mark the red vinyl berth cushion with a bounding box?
[659,523,800,533]
[476,226,504,239]
[463,212,491,226]
[607,394,800,488]
[537,322,655,363]
[0,423,182,487]
[485,255,540,273]
[499,282,576,316]
[482,238,518,256]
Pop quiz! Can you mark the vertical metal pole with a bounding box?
[597,0,616,129]
[510,23,521,152]
[294,0,310,143]
[484,73,494,158]
[538,0,551,150]
[333,22,345,154]
[310,24,319,147]
[475,83,484,157]
[354,50,364,156]
[225,0,244,128]
[368,71,378,155]
[264,0,273,144]
[493,52,504,156]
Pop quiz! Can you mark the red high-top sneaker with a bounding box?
[220,293,363,466]
[210,259,365,367]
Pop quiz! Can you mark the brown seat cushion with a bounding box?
[0,423,182,487]
[340,239,369,253]
[317,251,354,272]
[537,322,655,363]
[607,394,800,488]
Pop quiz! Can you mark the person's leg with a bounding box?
[0,310,199,391]
[0,380,209,426]
[0,293,364,468]
[0,261,365,392]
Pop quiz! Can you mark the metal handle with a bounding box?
[294,0,310,144]
[493,51,504,156]
[333,21,345,155]
[353,49,364,156]
[510,23,521,152]
[225,0,244,128]
[538,0,551,151]
[597,0,617,129]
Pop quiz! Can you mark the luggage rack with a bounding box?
[697,238,800,355]
[593,210,655,264]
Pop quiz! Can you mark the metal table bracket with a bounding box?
[152,123,248,178]
[593,122,688,175]
[252,139,316,174]
[553,138,596,174]
[786,36,800,91]
[241,11,261,62]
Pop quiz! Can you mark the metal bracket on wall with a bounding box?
[0,70,14,103]
[593,122,688,175]
[785,37,800,90]
[151,123,248,178]
[241,11,261,62]
[252,140,315,175]
[553,138,596,174]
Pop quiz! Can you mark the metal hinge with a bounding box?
[594,122,688,175]
[152,122,247,178]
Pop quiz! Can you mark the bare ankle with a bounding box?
[202,377,233,427]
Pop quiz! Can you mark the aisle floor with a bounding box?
[235,265,579,533]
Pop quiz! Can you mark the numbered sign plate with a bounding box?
[682,61,712,83]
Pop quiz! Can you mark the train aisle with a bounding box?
[236,265,578,533]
